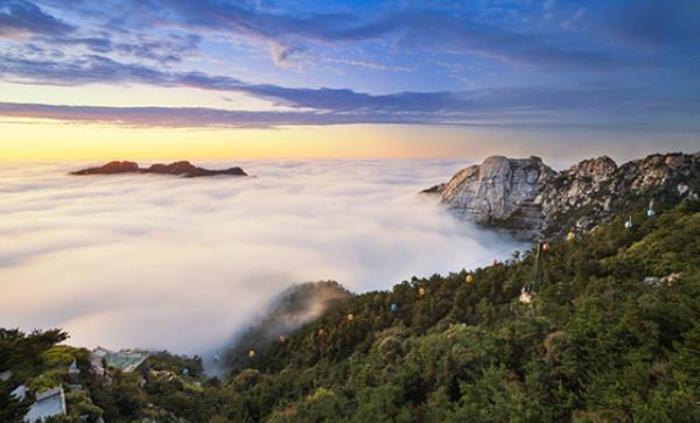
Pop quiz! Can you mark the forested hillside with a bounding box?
[3,199,699,422]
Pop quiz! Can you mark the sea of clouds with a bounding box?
[0,159,523,355]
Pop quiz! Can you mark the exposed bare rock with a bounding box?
[142,161,247,177]
[71,160,139,175]
[440,156,555,217]
[420,183,446,194]
[71,160,247,177]
[426,152,700,240]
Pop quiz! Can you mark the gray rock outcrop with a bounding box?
[426,152,700,240]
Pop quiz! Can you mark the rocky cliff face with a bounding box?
[437,156,555,239]
[427,152,700,240]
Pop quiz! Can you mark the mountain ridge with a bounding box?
[70,160,248,178]
[425,151,700,240]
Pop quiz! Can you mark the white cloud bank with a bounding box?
[0,160,522,354]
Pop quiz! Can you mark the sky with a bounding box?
[1,0,699,161]
[0,159,522,353]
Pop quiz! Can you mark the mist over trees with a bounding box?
[3,198,699,421]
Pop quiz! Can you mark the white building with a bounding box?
[24,386,67,423]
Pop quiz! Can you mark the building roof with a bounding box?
[11,384,27,401]
[24,386,66,423]
[91,347,149,373]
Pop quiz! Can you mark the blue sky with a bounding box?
[0,0,698,158]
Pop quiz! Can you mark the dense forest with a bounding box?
[2,198,699,422]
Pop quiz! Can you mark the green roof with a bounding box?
[93,348,149,372]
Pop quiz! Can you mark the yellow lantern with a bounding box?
[347,313,354,322]
[248,350,256,358]
[465,274,474,285]
[418,287,426,297]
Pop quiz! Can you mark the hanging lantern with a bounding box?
[566,231,576,242]
[347,313,354,322]
[542,242,550,252]
[418,287,426,297]
[248,349,256,358]
[647,199,656,218]
[465,274,474,285]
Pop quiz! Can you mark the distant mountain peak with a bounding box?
[71,160,247,177]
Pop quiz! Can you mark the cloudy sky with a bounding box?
[1,0,699,160]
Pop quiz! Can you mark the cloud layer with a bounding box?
[22,0,698,68]
[0,160,522,354]
[0,0,698,132]
[0,0,73,38]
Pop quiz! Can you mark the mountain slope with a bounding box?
[224,281,351,372]
[3,184,700,422]
[222,199,700,422]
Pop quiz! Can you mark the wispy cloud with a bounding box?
[0,0,73,38]
[38,32,201,64]
[326,58,411,73]
[16,0,690,70]
[269,42,310,69]
[2,76,698,129]
[0,0,697,134]
[56,0,630,69]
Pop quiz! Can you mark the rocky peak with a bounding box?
[71,161,248,178]
[617,153,695,193]
[439,155,554,223]
[427,152,699,240]
[72,160,139,175]
[146,161,198,175]
[565,156,617,181]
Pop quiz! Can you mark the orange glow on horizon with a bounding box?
[2,118,690,164]
[0,119,481,161]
